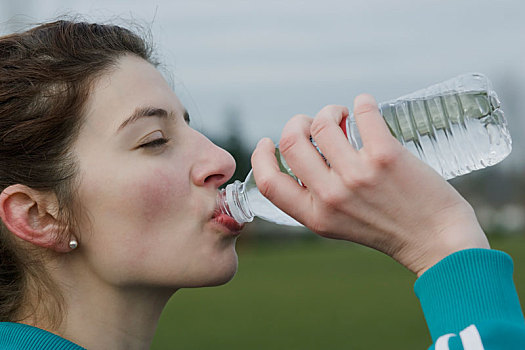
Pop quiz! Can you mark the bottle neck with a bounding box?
[217,180,254,224]
[341,115,363,150]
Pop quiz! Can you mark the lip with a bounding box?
[211,210,244,235]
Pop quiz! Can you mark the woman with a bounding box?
[0,20,523,349]
[0,20,241,349]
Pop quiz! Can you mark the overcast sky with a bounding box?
[1,0,524,170]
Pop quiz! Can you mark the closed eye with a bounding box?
[138,137,170,148]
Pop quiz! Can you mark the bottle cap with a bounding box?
[339,116,349,137]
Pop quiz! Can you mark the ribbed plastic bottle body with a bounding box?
[375,73,511,179]
[218,73,512,225]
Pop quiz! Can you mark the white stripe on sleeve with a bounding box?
[460,325,484,350]
[436,333,455,350]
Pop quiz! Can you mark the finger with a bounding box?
[309,104,360,174]
[251,137,313,223]
[277,114,331,188]
[352,94,398,150]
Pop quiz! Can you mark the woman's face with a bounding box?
[73,55,240,289]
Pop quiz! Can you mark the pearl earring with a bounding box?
[69,238,78,250]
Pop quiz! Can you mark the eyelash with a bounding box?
[138,137,171,149]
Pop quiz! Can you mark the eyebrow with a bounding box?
[117,106,190,133]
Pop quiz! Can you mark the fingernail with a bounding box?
[354,93,378,107]
[257,137,274,147]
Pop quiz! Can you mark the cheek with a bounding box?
[130,167,188,223]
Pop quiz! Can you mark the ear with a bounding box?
[0,184,70,253]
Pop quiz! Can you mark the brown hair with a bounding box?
[0,19,156,328]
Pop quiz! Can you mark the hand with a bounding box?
[251,94,489,276]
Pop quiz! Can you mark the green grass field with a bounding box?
[151,234,525,349]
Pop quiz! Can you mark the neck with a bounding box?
[62,285,173,349]
[31,257,176,350]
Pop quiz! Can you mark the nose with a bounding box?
[190,130,236,188]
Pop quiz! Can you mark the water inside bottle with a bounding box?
[379,91,511,179]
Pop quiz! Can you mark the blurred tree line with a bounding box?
[452,168,525,235]
[206,105,309,239]
[208,105,253,189]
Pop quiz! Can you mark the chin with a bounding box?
[185,249,239,288]
[204,268,238,287]
[204,255,239,287]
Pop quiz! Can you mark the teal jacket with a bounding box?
[416,249,525,349]
[0,249,523,349]
[0,322,84,349]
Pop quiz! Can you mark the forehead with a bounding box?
[82,55,183,133]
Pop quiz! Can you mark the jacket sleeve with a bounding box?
[414,249,525,350]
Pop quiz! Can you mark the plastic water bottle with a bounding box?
[216,73,512,226]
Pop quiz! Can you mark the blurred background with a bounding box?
[1,0,524,348]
